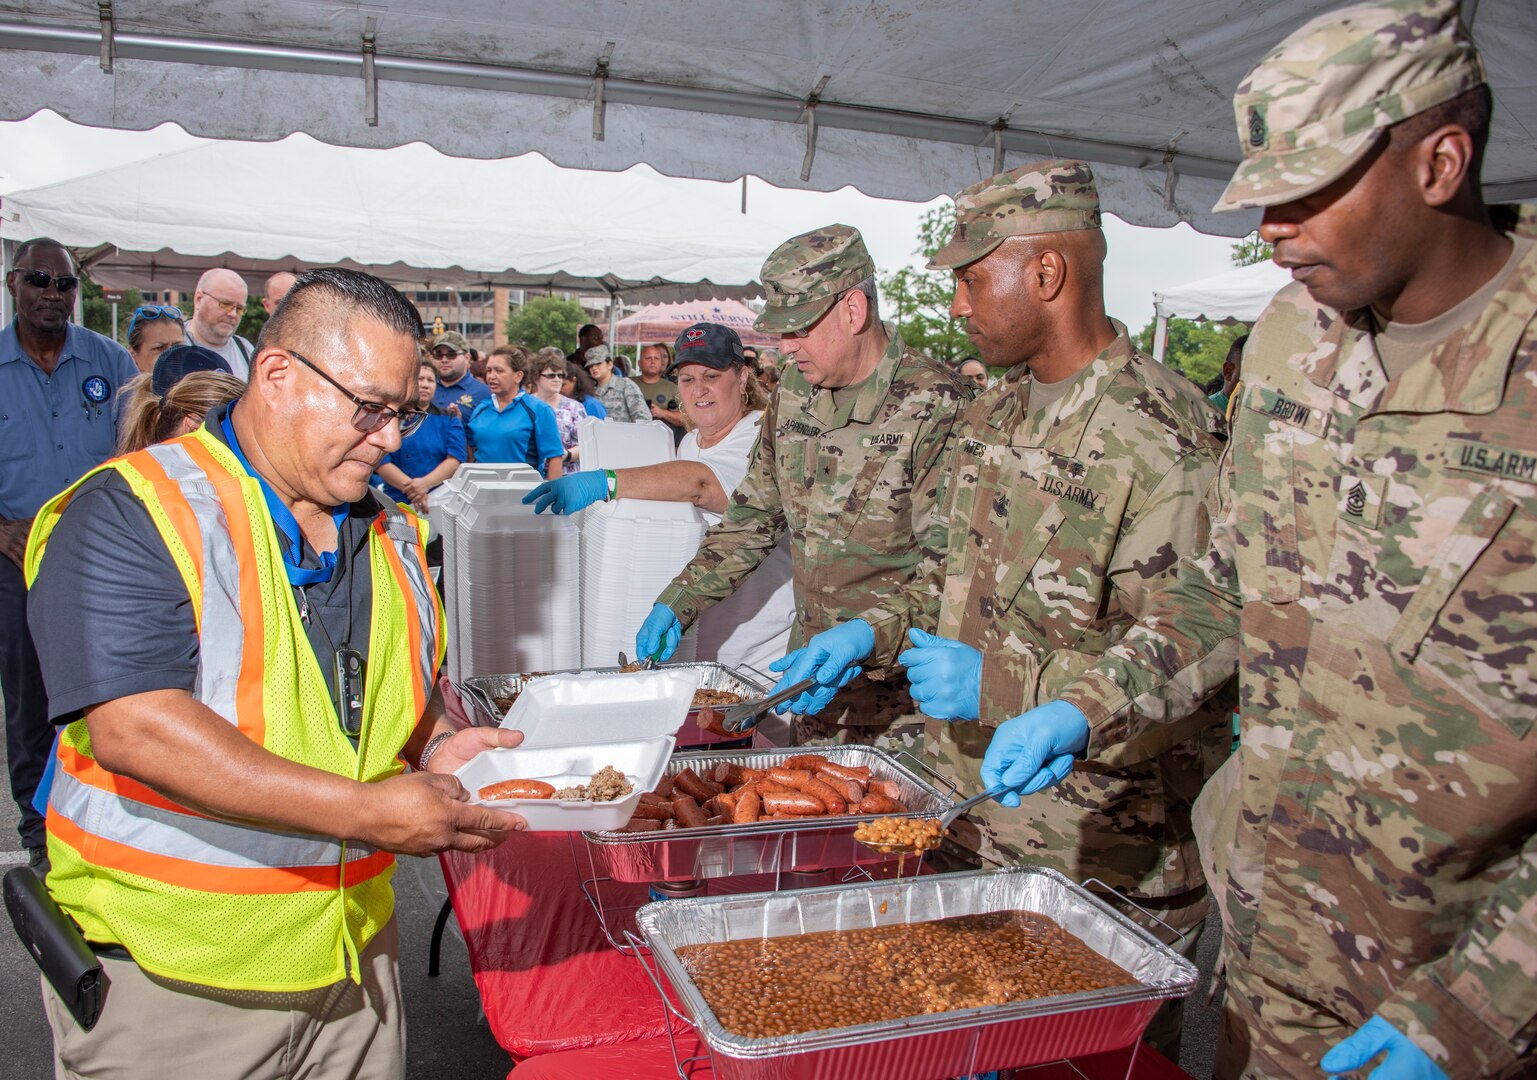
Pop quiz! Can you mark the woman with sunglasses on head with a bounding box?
[125,305,187,374]
[467,346,564,480]
[530,346,588,467]
[374,360,466,513]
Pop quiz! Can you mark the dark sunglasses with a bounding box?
[539,370,566,379]
[430,347,464,359]
[289,349,426,436]
[14,269,80,292]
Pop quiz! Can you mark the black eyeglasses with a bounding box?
[289,350,426,436]
[14,269,80,292]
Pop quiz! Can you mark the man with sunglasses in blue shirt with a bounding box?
[1,236,138,870]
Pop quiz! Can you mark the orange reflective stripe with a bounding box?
[375,518,428,717]
[47,809,394,895]
[123,451,206,630]
[57,740,205,820]
[179,435,268,747]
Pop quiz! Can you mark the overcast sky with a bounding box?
[0,110,1240,331]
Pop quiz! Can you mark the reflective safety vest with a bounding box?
[25,425,444,992]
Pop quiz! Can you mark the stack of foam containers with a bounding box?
[441,463,582,688]
[577,419,706,667]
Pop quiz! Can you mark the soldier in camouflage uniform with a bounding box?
[983,2,1537,1077]
[802,162,1234,1054]
[909,161,1232,904]
[642,225,972,746]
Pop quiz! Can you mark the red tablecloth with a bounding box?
[509,1036,1193,1079]
[440,833,689,1059]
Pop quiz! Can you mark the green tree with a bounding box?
[238,298,268,344]
[879,205,971,365]
[79,269,143,343]
[1230,231,1273,267]
[1136,316,1246,389]
[505,296,588,353]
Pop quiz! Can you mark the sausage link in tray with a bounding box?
[583,745,953,882]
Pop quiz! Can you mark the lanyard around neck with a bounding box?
[220,405,348,586]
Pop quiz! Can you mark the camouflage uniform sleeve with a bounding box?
[973,442,1231,730]
[1058,440,1244,754]
[852,389,963,668]
[1374,836,1537,1076]
[655,393,787,631]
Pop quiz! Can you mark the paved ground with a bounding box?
[0,736,1222,1079]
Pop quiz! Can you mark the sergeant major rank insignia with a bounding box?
[1246,104,1268,151]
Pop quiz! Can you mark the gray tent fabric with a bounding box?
[1,2,1531,237]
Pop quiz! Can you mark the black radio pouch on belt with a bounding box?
[3,867,104,1030]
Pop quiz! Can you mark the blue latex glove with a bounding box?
[898,628,982,721]
[1321,1016,1447,1080]
[635,603,682,663]
[980,701,1090,807]
[766,620,876,715]
[521,470,608,515]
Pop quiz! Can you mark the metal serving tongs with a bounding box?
[854,784,1012,855]
[616,650,660,671]
[699,677,817,735]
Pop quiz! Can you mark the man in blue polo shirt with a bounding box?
[1,237,138,868]
[429,331,490,431]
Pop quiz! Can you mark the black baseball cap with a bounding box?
[668,322,744,377]
[151,344,232,397]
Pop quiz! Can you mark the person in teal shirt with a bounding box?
[467,348,563,479]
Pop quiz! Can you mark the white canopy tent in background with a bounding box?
[1150,260,1293,361]
[0,135,793,329]
[0,1,1532,242]
[612,300,778,350]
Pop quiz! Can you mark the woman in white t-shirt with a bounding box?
[522,323,794,675]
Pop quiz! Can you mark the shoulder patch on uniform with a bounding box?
[1446,436,1537,482]
[860,431,908,448]
[1245,385,1328,438]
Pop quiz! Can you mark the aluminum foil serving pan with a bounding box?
[583,745,953,882]
[459,662,770,736]
[635,866,1198,1080]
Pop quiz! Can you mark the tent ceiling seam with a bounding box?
[0,19,1246,182]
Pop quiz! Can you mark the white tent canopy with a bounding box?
[1150,260,1292,361]
[0,134,791,304]
[2,2,1532,239]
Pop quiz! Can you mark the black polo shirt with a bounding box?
[29,408,380,724]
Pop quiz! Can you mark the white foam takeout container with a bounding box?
[453,668,701,831]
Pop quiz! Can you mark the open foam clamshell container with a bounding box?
[454,668,701,831]
[636,866,1199,1080]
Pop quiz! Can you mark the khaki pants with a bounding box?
[42,919,405,1080]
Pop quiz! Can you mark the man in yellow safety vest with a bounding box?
[25,267,526,1079]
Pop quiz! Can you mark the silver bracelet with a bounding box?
[417,730,455,772]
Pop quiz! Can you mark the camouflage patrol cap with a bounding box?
[1215,0,1486,212]
[754,224,875,334]
[928,160,1100,270]
[431,330,470,353]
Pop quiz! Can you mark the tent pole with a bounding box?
[606,287,619,361]
[0,239,13,326]
[1152,314,1169,363]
